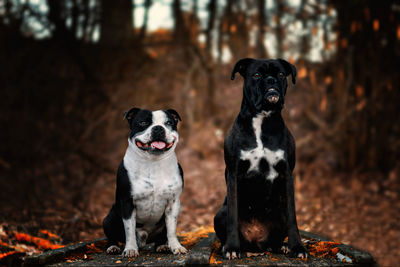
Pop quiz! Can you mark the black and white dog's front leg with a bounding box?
[164,197,187,255]
[284,164,308,259]
[122,199,139,258]
[223,169,241,259]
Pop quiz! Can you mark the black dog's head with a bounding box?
[231,58,297,113]
[123,108,181,158]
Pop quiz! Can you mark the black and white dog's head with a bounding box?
[124,108,181,159]
[231,58,297,112]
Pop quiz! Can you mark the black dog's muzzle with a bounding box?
[265,88,280,104]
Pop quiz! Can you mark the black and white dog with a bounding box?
[103,108,187,258]
[214,58,307,259]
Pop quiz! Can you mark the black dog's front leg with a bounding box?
[285,165,308,258]
[224,169,241,259]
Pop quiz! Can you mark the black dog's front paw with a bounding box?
[222,243,241,260]
[289,244,308,259]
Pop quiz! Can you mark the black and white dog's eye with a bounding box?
[278,72,285,79]
[252,73,262,79]
[139,121,149,126]
[166,120,174,126]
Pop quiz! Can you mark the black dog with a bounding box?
[214,58,307,259]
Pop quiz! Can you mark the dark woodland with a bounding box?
[0,0,399,266]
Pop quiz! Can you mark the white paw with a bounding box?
[156,244,170,252]
[281,245,290,254]
[106,245,121,254]
[222,246,241,260]
[122,248,139,258]
[170,244,187,255]
[296,252,308,259]
[225,251,240,259]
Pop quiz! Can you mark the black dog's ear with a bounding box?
[278,58,297,84]
[165,109,182,123]
[124,107,141,124]
[231,58,255,80]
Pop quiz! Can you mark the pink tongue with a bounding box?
[151,141,166,149]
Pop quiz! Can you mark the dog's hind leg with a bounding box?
[136,228,148,249]
[103,205,125,254]
[214,197,228,246]
[153,226,169,252]
[283,164,308,259]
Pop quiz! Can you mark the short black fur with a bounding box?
[214,58,307,259]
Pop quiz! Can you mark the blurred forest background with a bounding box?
[0,0,399,265]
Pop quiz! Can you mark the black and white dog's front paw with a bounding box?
[156,244,170,253]
[106,245,121,255]
[222,243,241,260]
[169,242,188,255]
[122,247,139,258]
[289,244,308,259]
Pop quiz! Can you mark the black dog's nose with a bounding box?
[266,76,276,85]
[151,126,166,139]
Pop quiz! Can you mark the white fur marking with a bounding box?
[152,110,167,126]
[240,111,285,182]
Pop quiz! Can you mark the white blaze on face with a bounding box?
[240,111,285,182]
[152,110,166,126]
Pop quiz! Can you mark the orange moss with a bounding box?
[307,241,340,258]
[14,232,64,250]
[0,251,18,260]
[179,226,214,250]
[209,240,222,265]
[39,230,61,240]
[85,243,103,254]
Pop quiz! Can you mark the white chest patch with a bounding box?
[123,147,182,228]
[240,111,285,182]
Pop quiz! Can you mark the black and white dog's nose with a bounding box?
[151,126,166,139]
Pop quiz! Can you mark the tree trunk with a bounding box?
[100,0,134,46]
[331,0,400,172]
[139,0,152,41]
[256,0,268,58]
[275,0,284,58]
[172,0,188,46]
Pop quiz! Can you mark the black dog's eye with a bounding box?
[166,120,174,126]
[252,73,262,80]
[139,121,149,127]
[278,72,285,79]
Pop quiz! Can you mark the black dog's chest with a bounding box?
[235,113,287,182]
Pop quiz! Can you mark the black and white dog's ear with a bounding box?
[165,109,182,123]
[124,107,141,124]
[277,58,297,84]
[231,58,255,80]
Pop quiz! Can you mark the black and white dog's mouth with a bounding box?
[266,88,280,104]
[135,139,175,152]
